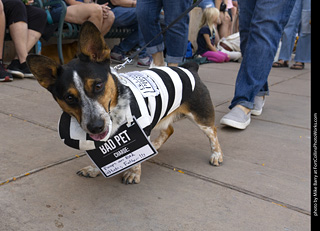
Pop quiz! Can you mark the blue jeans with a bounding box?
[111,7,147,58]
[294,0,311,63]
[136,0,192,64]
[278,0,301,61]
[198,0,215,9]
[229,0,296,110]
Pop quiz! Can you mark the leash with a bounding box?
[114,0,203,70]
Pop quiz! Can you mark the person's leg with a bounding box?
[219,48,241,61]
[202,51,228,63]
[100,8,114,35]
[293,0,311,64]
[221,0,296,129]
[3,0,29,77]
[230,0,296,110]
[277,0,302,62]
[219,11,232,39]
[136,0,165,66]
[9,22,28,63]
[163,0,192,66]
[7,4,46,78]
[25,5,47,54]
[111,7,139,54]
[0,0,5,61]
[3,0,29,64]
[219,50,230,62]
[65,3,103,31]
[0,1,13,82]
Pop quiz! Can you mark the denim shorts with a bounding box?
[50,5,63,24]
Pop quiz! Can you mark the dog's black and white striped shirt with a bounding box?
[58,67,196,150]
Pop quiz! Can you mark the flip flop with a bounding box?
[272,60,289,68]
[290,62,304,70]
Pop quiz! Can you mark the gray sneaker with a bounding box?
[220,106,251,129]
[252,96,265,116]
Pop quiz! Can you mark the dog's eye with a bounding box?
[65,94,77,104]
[95,82,104,92]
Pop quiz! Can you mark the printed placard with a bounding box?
[86,117,157,177]
[120,71,159,97]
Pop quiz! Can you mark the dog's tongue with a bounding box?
[89,130,108,141]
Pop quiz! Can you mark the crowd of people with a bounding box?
[0,0,311,130]
[0,0,241,81]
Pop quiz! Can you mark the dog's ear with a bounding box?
[79,21,110,62]
[26,54,59,89]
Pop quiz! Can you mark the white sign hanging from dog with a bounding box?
[86,117,157,178]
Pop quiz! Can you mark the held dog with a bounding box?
[26,21,223,184]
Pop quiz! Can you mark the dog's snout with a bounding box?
[87,119,104,134]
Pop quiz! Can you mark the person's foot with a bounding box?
[110,52,127,64]
[251,96,266,116]
[7,60,34,78]
[149,60,167,68]
[136,56,152,67]
[151,51,166,67]
[220,105,251,129]
[0,64,13,82]
[290,62,304,70]
[272,60,288,68]
[110,52,133,65]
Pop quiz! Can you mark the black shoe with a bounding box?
[19,62,34,78]
[0,64,13,82]
[7,60,34,78]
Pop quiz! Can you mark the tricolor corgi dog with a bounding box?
[26,21,223,184]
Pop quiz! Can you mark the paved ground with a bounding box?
[0,60,311,231]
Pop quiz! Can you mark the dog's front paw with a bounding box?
[77,166,101,178]
[210,152,223,166]
[122,164,141,184]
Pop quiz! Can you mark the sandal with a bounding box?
[290,62,304,70]
[272,60,289,68]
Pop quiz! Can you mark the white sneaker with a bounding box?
[136,56,152,67]
[251,96,266,116]
[220,106,251,130]
[149,60,167,68]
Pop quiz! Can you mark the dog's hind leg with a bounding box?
[152,125,174,150]
[189,113,223,166]
[185,99,223,166]
[197,123,223,166]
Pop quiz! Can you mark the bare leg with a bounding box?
[152,51,166,66]
[219,12,232,39]
[100,10,114,35]
[0,1,5,60]
[26,29,41,53]
[9,22,28,63]
[11,29,41,62]
[65,4,103,31]
[168,63,178,67]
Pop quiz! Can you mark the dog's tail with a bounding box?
[179,61,199,73]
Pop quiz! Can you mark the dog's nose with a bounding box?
[87,119,104,134]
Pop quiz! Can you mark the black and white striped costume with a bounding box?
[58,66,196,151]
